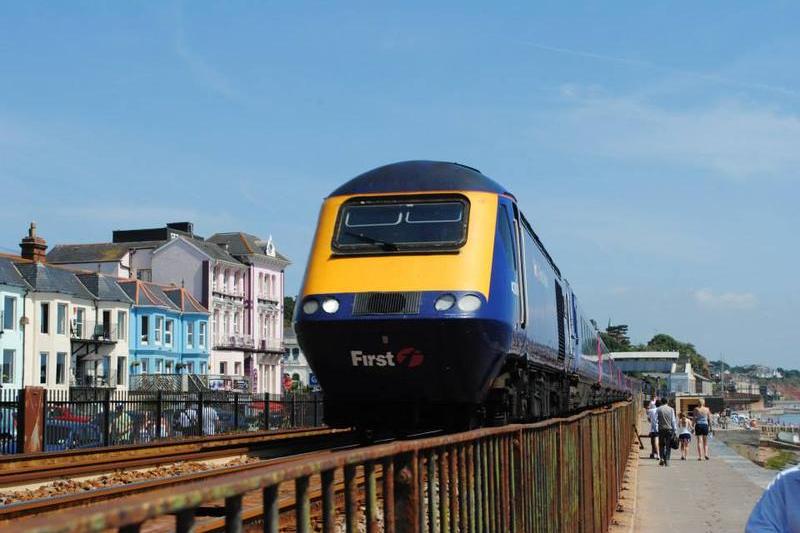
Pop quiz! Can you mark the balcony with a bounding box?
[215,336,282,353]
[70,321,121,343]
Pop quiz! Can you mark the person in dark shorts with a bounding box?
[693,398,712,460]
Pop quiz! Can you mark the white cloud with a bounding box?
[549,94,800,178]
[693,288,757,310]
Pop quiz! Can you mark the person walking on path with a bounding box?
[646,400,659,460]
[678,412,693,460]
[693,398,712,460]
[656,398,678,466]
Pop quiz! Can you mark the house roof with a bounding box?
[47,241,161,264]
[15,262,95,300]
[118,280,179,310]
[0,257,31,289]
[189,238,243,264]
[207,232,290,264]
[75,273,133,304]
[163,287,208,313]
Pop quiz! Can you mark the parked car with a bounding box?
[45,420,102,451]
[48,406,92,424]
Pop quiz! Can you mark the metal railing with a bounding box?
[70,321,122,342]
[17,400,637,532]
[0,388,20,454]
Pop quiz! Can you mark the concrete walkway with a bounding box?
[634,425,774,532]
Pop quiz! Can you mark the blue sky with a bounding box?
[1,2,798,367]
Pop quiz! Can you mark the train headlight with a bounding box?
[321,297,340,314]
[434,294,456,311]
[302,299,320,315]
[457,294,482,312]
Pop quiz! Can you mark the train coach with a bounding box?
[295,161,634,432]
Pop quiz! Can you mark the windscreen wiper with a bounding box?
[343,229,398,251]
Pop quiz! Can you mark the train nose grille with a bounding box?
[353,292,422,315]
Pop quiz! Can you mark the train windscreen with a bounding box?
[333,196,469,253]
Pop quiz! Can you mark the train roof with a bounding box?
[329,160,512,198]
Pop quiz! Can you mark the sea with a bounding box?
[772,413,800,426]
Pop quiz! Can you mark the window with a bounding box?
[155,359,163,373]
[165,319,173,346]
[1,350,13,384]
[56,352,66,385]
[234,362,242,375]
[155,316,163,344]
[219,362,227,375]
[75,308,85,338]
[117,357,128,385]
[57,303,67,335]
[40,303,50,334]
[117,311,127,340]
[165,360,173,373]
[102,356,111,383]
[187,362,195,373]
[186,323,194,348]
[141,359,149,374]
[3,296,15,331]
[233,313,239,335]
[333,196,469,253]
[201,363,207,374]
[136,269,152,282]
[223,312,230,338]
[141,315,150,344]
[199,322,207,348]
[39,352,48,384]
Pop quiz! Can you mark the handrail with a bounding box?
[15,400,636,533]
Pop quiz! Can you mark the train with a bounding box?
[295,161,635,432]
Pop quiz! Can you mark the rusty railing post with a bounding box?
[22,386,44,453]
[394,451,420,533]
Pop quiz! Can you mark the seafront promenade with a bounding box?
[631,417,776,532]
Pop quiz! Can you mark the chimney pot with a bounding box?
[20,222,48,262]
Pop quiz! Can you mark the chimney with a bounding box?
[20,222,48,262]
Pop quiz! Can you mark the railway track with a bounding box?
[0,427,351,488]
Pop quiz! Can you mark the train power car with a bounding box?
[295,161,633,431]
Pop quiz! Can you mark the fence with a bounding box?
[0,388,21,455]
[17,400,638,533]
[0,389,323,454]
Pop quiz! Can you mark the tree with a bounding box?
[645,333,710,377]
[283,296,296,328]
[601,323,632,352]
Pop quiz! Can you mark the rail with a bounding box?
[13,400,637,533]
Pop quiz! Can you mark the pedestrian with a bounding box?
[678,412,693,460]
[202,404,219,436]
[111,404,132,444]
[646,400,659,460]
[656,398,678,466]
[746,464,800,531]
[693,398,712,460]
[179,404,198,437]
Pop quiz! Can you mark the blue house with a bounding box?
[0,257,31,389]
[118,280,209,377]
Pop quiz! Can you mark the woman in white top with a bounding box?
[678,412,693,460]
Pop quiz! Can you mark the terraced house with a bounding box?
[1,225,133,390]
[118,280,209,384]
[0,256,29,389]
[47,222,288,394]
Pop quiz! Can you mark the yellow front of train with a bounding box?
[294,161,516,429]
